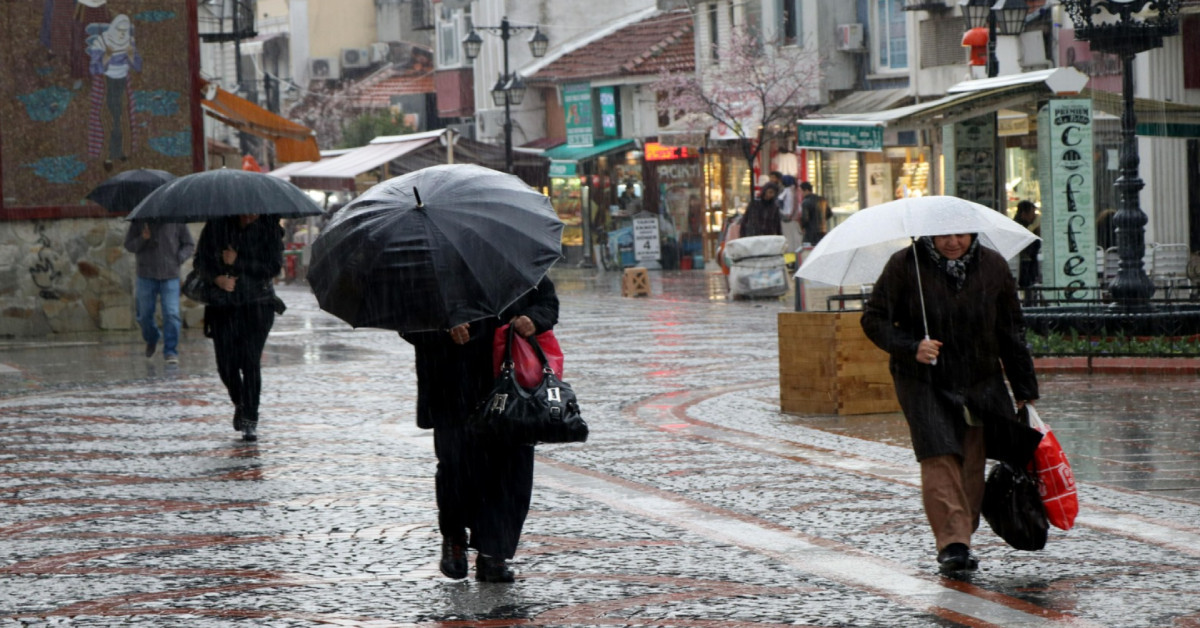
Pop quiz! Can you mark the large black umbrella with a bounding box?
[87,169,177,213]
[125,168,323,222]
[307,164,563,333]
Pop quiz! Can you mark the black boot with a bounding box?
[475,553,515,583]
[439,532,468,579]
[232,406,244,431]
[241,420,258,442]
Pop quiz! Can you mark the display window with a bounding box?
[549,175,584,247]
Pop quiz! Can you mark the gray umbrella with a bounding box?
[125,168,323,223]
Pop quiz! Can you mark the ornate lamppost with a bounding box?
[1060,0,1179,307]
[463,18,550,174]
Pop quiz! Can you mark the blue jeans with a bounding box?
[136,277,181,357]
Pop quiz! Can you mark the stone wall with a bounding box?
[0,219,200,337]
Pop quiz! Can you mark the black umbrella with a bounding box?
[87,169,177,213]
[307,164,563,333]
[125,168,323,222]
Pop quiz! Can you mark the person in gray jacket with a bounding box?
[124,220,195,364]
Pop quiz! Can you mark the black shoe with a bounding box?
[439,533,468,580]
[937,543,979,574]
[145,342,156,358]
[475,554,515,583]
[232,406,244,431]
[241,421,258,442]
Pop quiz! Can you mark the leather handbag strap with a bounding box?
[505,324,553,373]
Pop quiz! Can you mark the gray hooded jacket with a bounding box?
[123,221,195,280]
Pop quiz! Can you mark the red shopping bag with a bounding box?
[1023,405,1078,531]
[492,324,564,389]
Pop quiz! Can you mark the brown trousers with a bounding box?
[920,426,986,551]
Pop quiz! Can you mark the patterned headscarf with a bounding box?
[919,235,979,291]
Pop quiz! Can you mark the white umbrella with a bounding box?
[795,196,1039,363]
[796,196,1038,286]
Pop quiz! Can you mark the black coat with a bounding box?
[861,244,1039,463]
[403,276,559,430]
[741,197,782,237]
[193,217,284,306]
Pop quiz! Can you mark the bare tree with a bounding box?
[654,24,822,182]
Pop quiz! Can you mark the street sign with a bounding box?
[633,217,661,262]
[796,123,883,152]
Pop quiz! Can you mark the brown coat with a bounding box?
[861,244,1039,462]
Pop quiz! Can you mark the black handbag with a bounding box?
[181,268,224,305]
[470,326,588,445]
[981,461,1048,551]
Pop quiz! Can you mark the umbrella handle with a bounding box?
[925,334,937,366]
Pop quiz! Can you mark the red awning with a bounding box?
[200,81,320,162]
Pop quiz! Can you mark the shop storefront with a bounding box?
[643,142,704,269]
[702,146,752,260]
[544,138,637,266]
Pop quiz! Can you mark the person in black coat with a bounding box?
[861,234,1039,574]
[402,275,559,583]
[193,214,284,442]
[741,183,783,237]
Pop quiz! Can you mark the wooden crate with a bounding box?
[778,311,900,416]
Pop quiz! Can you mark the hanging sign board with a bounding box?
[563,82,594,147]
[796,122,883,152]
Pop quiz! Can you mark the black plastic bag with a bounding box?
[981,461,1048,551]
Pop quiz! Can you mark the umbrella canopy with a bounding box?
[86,169,177,213]
[307,163,563,333]
[796,196,1039,286]
[125,169,323,223]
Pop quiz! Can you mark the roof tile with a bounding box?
[530,10,694,84]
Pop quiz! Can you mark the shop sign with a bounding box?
[943,115,996,208]
[1041,98,1096,301]
[997,113,1029,137]
[598,87,617,138]
[796,123,883,152]
[563,82,593,147]
[549,160,577,177]
[644,142,690,161]
[633,216,661,262]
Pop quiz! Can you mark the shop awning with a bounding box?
[1086,89,1200,137]
[797,68,1091,150]
[286,129,449,191]
[200,82,320,162]
[544,138,637,163]
[267,160,316,180]
[818,88,912,116]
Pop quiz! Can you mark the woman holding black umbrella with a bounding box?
[193,213,285,442]
[402,276,558,583]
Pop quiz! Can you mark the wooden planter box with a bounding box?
[778,311,900,416]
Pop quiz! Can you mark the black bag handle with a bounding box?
[503,323,553,374]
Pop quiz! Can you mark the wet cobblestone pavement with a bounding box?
[1,268,1198,627]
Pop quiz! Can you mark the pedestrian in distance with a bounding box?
[741,182,783,237]
[860,233,1039,574]
[778,174,804,259]
[125,220,194,365]
[799,181,831,245]
[192,214,285,442]
[1013,200,1042,299]
[402,275,559,583]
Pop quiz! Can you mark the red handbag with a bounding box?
[492,324,564,389]
[1024,405,1078,531]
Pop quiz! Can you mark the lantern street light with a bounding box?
[1061,0,1180,306]
[463,17,549,174]
[960,0,1028,77]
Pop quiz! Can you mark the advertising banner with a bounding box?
[633,216,661,262]
[1042,98,1096,300]
[598,86,617,138]
[943,115,996,209]
[563,82,593,147]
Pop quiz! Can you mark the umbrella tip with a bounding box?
[413,187,423,208]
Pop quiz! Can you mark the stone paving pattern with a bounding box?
[1,269,1198,627]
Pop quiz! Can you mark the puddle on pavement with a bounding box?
[782,411,913,449]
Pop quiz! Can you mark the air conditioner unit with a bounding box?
[309,57,340,80]
[341,47,370,69]
[370,42,391,64]
[836,23,865,52]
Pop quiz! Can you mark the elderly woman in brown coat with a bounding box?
[861,233,1039,574]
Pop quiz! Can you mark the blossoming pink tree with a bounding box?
[654,25,823,187]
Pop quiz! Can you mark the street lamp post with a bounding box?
[1061,0,1180,306]
[463,17,549,174]
[961,0,1029,78]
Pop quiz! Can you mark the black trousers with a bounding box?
[206,303,275,421]
[433,424,534,559]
